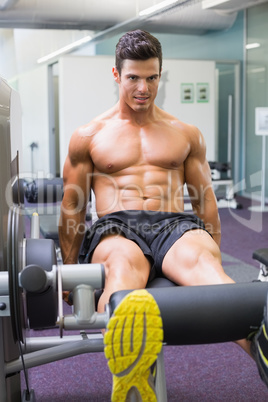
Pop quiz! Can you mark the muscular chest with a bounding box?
[90,122,189,174]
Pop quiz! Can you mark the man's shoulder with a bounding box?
[159,109,200,136]
[68,121,100,163]
[74,104,116,132]
[76,119,104,137]
[159,110,204,153]
[92,104,120,126]
[68,107,118,160]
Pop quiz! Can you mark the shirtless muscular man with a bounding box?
[59,30,253,400]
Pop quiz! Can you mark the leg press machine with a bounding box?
[1,77,268,401]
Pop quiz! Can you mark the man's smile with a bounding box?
[134,96,150,103]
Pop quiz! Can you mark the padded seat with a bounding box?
[109,281,268,345]
[253,248,268,266]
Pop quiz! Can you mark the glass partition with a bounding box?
[245,3,268,200]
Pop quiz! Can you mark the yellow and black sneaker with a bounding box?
[251,292,268,388]
[104,289,163,401]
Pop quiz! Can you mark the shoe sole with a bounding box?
[104,289,163,401]
[254,322,268,387]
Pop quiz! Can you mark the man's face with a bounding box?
[113,58,161,113]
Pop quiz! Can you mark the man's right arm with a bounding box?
[58,129,93,264]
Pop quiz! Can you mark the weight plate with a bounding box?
[8,206,25,343]
[25,238,58,329]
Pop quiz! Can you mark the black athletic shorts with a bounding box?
[79,210,209,277]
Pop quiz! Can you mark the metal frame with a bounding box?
[0,263,168,402]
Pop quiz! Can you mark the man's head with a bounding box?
[115,30,162,76]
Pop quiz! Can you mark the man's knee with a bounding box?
[92,236,151,287]
[162,230,225,283]
[184,230,221,262]
[196,247,221,268]
[103,253,135,277]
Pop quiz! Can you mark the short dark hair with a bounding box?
[115,30,162,75]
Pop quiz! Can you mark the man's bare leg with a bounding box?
[92,235,163,401]
[162,229,252,356]
[91,234,151,314]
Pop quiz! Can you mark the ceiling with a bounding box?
[0,0,267,77]
[0,0,267,37]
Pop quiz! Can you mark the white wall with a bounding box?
[17,65,50,177]
[58,56,118,172]
[155,59,216,161]
[10,87,23,172]
[0,30,17,80]
[59,56,216,173]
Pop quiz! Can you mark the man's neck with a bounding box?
[116,100,158,126]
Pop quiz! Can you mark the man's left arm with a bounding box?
[184,128,221,247]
